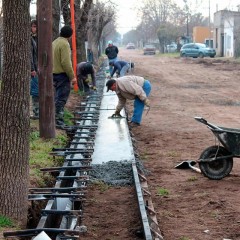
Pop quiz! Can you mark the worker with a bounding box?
[106,76,151,127]
[109,60,130,78]
[105,40,119,73]
[52,26,77,127]
[77,62,97,93]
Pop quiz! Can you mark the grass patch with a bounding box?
[93,181,110,192]
[64,109,74,126]
[0,215,14,228]
[166,151,180,158]
[156,52,179,58]
[29,128,68,187]
[157,187,169,196]
[187,176,198,182]
[179,237,191,240]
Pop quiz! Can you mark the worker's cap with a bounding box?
[106,79,116,92]
[31,19,37,27]
[108,40,113,45]
[84,62,93,72]
[60,26,73,38]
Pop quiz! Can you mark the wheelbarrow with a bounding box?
[193,117,240,180]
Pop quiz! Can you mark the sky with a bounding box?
[29,0,240,35]
[116,0,240,35]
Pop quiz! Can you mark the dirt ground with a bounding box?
[80,48,240,240]
[3,49,240,240]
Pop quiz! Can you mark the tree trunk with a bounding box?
[0,0,31,226]
[52,0,60,40]
[61,0,71,25]
[75,0,93,63]
[76,32,87,62]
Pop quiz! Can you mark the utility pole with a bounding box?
[70,0,78,92]
[209,0,211,47]
[37,0,56,138]
[183,0,189,42]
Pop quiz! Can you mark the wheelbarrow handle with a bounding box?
[194,117,223,130]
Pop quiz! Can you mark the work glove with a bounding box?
[144,98,150,107]
[111,110,121,118]
[84,78,90,83]
[91,86,97,91]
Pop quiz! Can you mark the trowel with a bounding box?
[108,113,125,119]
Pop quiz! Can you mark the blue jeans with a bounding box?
[30,76,39,97]
[108,57,118,73]
[120,64,130,77]
[131,80,151,124]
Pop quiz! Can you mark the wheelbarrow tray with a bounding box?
[195,117,240,156]
[210,127,240,156]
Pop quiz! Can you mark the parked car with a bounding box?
[166,44,177,53]
[143,44,156,55]
[126,43,135,49]
[180,43,216,58]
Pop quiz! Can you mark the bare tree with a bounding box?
[87,1,116,64]
[59,0,93,62]
[0,0,31,226]
[136,0,208,50]
[75,0,93,62]
[52,0,61,40]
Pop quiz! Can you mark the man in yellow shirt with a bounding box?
[52,26,77,127]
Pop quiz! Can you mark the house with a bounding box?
[192,26,213,47]
[213,10,240,57]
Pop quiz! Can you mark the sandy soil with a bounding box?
[81,48,240,240]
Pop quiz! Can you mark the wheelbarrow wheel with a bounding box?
[199,145,233,180]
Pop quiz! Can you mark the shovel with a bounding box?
[175,160,201,173]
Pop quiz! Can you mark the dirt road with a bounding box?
[121,48,240,240]
[82,49,240,240]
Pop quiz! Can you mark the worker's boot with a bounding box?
[55,108,65,128]
[31,96,39,120]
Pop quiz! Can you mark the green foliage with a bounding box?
[30,131,40,142]
[187,176,198,182]
[0,215,14,227]
[157,52,179,58]
[179,237,191,240]
[29,129,68,186]
[64,109,74,126]
[157,187,169,196]
[93,180,110,192]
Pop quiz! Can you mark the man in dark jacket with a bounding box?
[77,62,96,93]
[109,60,130,78]
[30,19,39,119]
[105,40,119,72]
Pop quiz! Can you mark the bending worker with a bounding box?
[77,62,96,93]
[109,60,130,78]
[106,75,151,127]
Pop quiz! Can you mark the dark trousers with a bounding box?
[77,78,90,93]
[53,73,70,119]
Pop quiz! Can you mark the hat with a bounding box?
[108,40,113,45]
[60,26,73,38]
[106,79,116,92]
[84,62,93,72]
[31,19,37,27]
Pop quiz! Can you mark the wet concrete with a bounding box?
[92,79,134,164]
